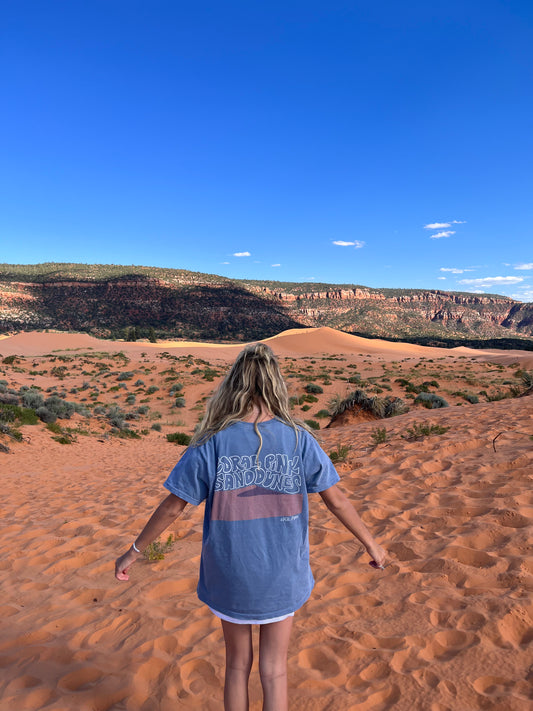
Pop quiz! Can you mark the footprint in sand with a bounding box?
[354,683,401,710]
[58,666,102,691]
[180,658,219,695]
[472,675,518,699]
[297,646,341,679]
[420,630,478,663]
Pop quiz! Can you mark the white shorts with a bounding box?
[208,606,295,625]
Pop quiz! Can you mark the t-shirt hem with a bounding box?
[306,474,340,493]
[198,588,312,621]
[163,481,203,506]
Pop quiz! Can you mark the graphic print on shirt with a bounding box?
[211,453,303,521]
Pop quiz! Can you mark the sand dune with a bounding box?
[1,329,532,710]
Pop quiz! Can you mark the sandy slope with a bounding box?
[0,329,532,711]
[2,327,532,366]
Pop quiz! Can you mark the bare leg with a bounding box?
[221,619,253,711]
[259,616,293,711]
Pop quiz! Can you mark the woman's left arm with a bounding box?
[114,493,188,581]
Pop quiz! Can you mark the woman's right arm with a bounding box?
[319,484,386,568]
[114,493,188,581]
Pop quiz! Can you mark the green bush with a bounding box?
[315,409,331,419]
[144,534,175,561]
[402,423,449,441]
[146,386,159,395]
[370,427,388,445]
[174,397,186,408]
[305,383,323,394]
[414,393,449,409]
[166,432,191,445]
[329,444,351,463]
[304,419,320,430]
[151,423,162,432]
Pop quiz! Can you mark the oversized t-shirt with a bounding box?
[163,418,340,620]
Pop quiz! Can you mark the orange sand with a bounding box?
[0,329,532,710]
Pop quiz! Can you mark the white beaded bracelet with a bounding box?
[132,542,141,553]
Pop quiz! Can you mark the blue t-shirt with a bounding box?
[164,418,340,620]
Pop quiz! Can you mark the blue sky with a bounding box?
[1,1,532,300]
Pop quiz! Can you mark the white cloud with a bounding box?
[515,263,533,270]
[332,240,365,248]
[233,251,251,257]
[430,230,455,239]
[437,277,446,280]
[424,220,466,229]
[271,263,281,267]
[440,267,465,274]
[459,276,524,287]
[221,261,230,264]
[510,288,533,302]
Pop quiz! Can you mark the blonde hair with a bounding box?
[190,342,315,454]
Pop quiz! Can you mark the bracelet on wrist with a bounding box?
[132,541,141,553]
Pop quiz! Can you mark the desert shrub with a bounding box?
[134,379,145,387]
[125,412,139,421]
[406,382,428,394]
[2,356,17,365]
[50,365,68,379]
[305,383,323,394]
[137,405,149,415]
[36,406,57,423]
[414,393,449,409]
[289,396,299,409]
[46,422,63,434]
[166,432,191,445]
[462,392,479,404]
[371,427,388,445]
[422,380,439,389]
[52,434,74,445]
[383,398,409,417]
[402,423,449,441]
[0,393,19,406]
[300,394,318,404]
[117,371,134,381]
[348,375,361,384]
[144,534,175,561]
[329,389,408,419]
[106,405,126,429]
[202,368,219,382]
[315,409,331,419]
[301,404,311,412]
[44,395,77,419]
[169,383,184,394]
[151,423,162,432]
[174,397,186,408]
[395,378,410,386]
[126,394,136,405]
[114,428,141,439]
[0,404,39,426]
[146,386,159,395]
[304,419,320,430]
[329,444,351,463]
[93,405,106,415]
[520,370,533,393]
[485,389,509,402]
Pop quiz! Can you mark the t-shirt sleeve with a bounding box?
[300,430,341,493]
[163,443,211,505]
